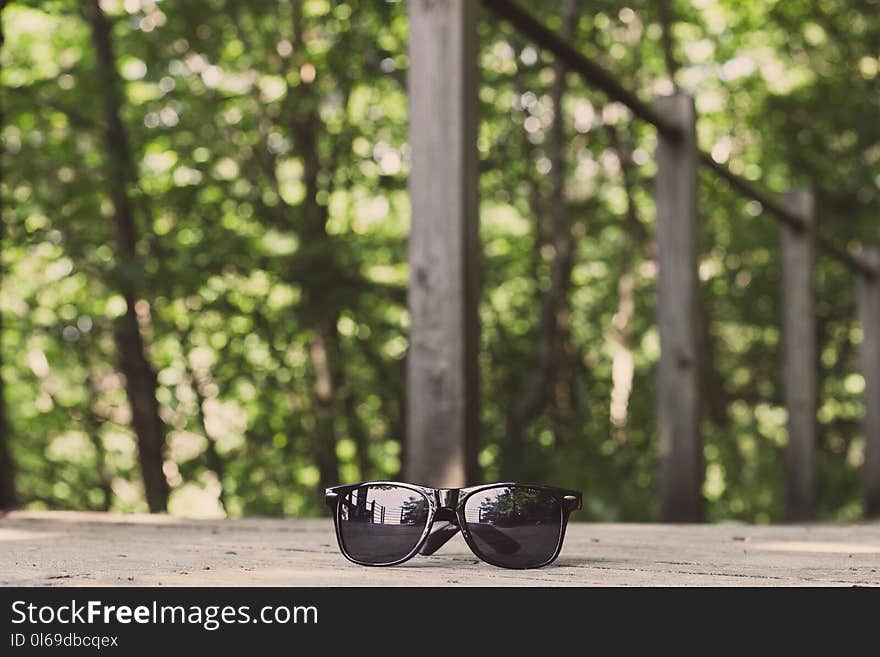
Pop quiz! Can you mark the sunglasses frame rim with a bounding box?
[326,481,582,570]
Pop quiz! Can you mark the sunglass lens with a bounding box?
[337,484,430,565]
[463,486,563,568]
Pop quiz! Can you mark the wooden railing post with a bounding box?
[856,246,880,517]
[781,189,817,521]
[654,93,702,522]
[405,0,480,487]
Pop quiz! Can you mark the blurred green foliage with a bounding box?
[1,0,878,521]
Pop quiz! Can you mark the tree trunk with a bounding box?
[284,3,344,495]
[85,0,168,512]
[501,0,577,480]
[289,130,342,495]
[606,124,645,444]
[307,323,341,493]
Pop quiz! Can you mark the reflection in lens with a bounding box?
[338,485,430,564]
[464,486,562,568]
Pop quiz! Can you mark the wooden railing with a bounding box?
[404,0,880,521]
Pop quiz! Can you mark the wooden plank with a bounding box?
[781,190,817,521]
[406,0,480,487]
[1,512,879,586]
[857,246,880,517]
[654,93,702,522]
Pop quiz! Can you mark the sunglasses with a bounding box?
[325,481,582,569]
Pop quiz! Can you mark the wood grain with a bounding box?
[857,245,880,517]
[406,0,480,487]
[654,93,702,522]
[1,512,878,587]
[781,190,817,521]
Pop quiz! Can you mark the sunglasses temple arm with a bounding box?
[419,521,461,556]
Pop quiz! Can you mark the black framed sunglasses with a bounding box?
[325,481,582,569]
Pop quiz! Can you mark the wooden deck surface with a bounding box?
[1,511,879,586]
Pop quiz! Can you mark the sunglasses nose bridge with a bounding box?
[435,489,460,511]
